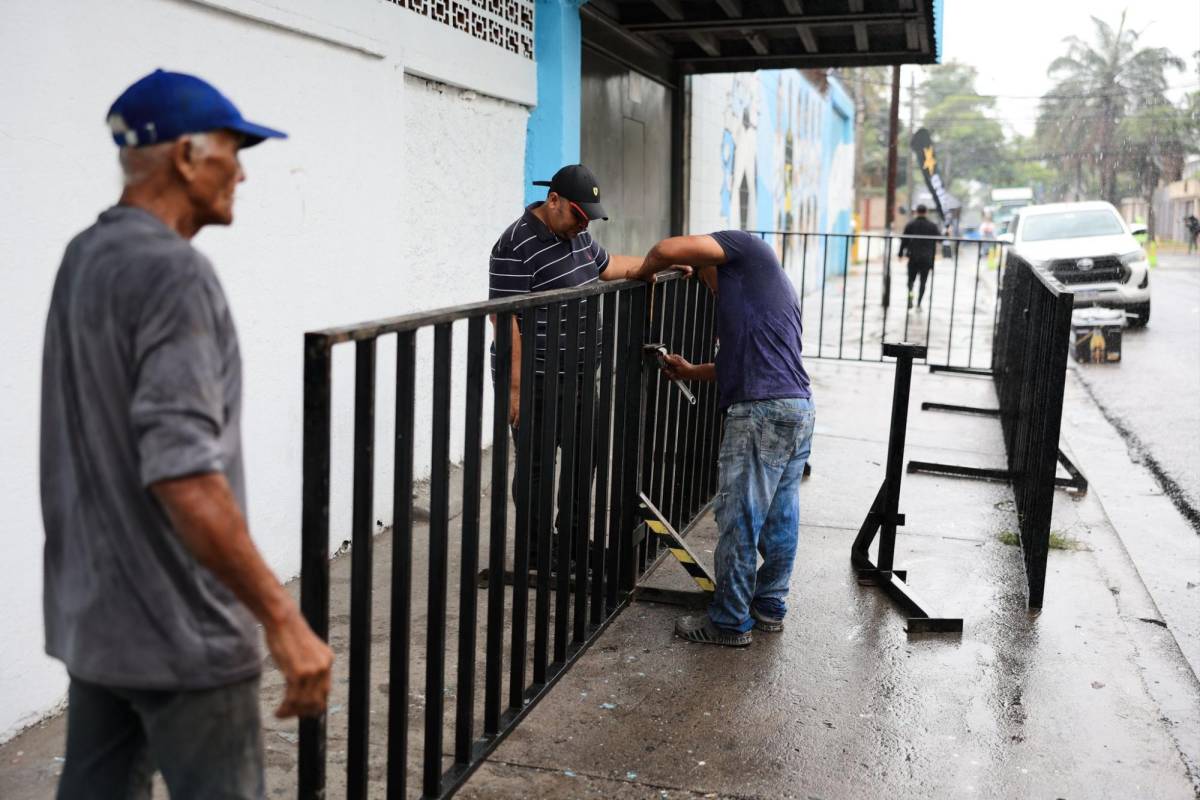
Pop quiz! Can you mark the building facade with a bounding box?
[688,69,856,294]
[0,0,854,741]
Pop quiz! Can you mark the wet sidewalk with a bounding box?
[455,358,1200,799]
[3,338,1199,799]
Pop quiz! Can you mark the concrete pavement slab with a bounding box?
[461,358,1199,799]
[3,356,1197,799]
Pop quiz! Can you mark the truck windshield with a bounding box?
[1021,210,1125,242]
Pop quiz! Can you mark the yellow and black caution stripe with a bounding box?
[638,492,716,595]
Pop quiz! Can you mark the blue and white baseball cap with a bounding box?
[106,69,287,148]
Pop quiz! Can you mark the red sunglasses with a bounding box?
[567,200,590,225]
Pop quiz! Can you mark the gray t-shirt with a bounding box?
[40,205,259,690]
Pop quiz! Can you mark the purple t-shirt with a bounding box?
[709,230,811,410]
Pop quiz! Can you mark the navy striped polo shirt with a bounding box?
[489,203,611,378]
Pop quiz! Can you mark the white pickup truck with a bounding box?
[1000,201,1151,327]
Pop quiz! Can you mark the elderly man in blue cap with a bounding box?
[40,70,332,798]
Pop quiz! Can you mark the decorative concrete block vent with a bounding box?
[392,0,534,59]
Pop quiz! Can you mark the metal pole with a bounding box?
[882,65,902,308]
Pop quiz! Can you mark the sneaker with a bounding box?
[674,614,752,647]
[751,607,784,633]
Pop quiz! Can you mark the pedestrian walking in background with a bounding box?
[979,214,996,258]
[1184,213,1199,254]
[40,70,332,798]
[634,231,815,647]
[487,164,677,567]
[899,203,940,310]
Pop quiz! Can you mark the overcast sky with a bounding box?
[918,0,1200,137]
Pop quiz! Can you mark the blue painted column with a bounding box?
[525,0,586,205]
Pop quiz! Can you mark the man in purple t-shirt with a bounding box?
[633,231,815,646]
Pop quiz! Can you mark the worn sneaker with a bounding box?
[750,607,785,633]
[674,614,752,647]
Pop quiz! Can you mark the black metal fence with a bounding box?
[904,252,1080,607]
[298,271,717,799]
[748,231,1010,371]
[990,255,1076,607]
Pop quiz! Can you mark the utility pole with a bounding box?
[882,64,901,308]
[853,70,864,228]
[906,69,916,213]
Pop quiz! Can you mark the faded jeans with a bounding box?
[57,674,264,799]
[710,397,816,633]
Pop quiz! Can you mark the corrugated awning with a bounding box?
[582,0,942,84]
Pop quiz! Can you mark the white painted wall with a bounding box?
[0,0,528,741]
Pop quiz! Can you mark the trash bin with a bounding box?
[1071,307,1124,364]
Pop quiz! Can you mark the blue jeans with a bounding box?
[709,397,815,632]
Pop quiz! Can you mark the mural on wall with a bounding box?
[713,70,855,285]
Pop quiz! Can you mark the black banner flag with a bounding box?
[910,128,950,222]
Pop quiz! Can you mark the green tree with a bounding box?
[1117,94,1200,236]
[916,62,1013,193]
[1038,11,1185,204]
[842,67,907,193]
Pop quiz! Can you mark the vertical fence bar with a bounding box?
[347,339,376,800]
[299,335,332,800]
[618,285,648,591]
[484,316,510,737]
[573,299,600,644]
[664,278,686,526]
[686,281,700,515]
[700,280,716,505]
[606,295,633,607]
[902,241,913,342]
[967,244,984,368]
[455,317,485,765]
[993,246,1006,349]
[509,314,537,710]
[423,323,453,799]
[386,331,415,799]
[881,234,893,361]
[818,234,829,355]
[668,280,691,527]
[799,234,809,317]
[643,282,669,565]
[681,279,702,519]
[859,235,872,361]
[877,348,915,573]
[591,293,617,626]
[554,300,582,665]
[533,304,562,685]
[923,263,936,355]
[838,234,850,359]
[945,240,962,366]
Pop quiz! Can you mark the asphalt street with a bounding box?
[1070,251,1200,529]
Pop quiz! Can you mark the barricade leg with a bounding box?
[852,342,963,635]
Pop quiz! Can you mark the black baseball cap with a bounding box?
[533,164,608,221]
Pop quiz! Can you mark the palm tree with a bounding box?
[1037,11,1184,204]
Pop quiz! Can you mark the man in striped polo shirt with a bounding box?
[489,164,667,565]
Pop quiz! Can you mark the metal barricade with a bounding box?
[298,271,717,799]
[905,254,1082,607]
[990,255,1078,607]
[748,230,1009,371]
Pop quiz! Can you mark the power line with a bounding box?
[842,75,1199,100]
[918,108,1191,123]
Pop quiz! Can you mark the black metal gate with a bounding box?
[749,230,1008,371]
[298,271,716,799]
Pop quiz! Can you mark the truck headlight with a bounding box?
[1119,250,1146,283]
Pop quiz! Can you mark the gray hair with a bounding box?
[118,132,214,187]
